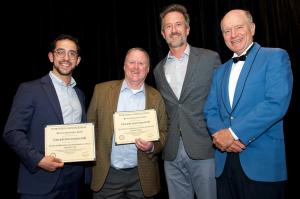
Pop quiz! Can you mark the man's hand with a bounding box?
[135,138,154,153]
[38,156,64,172]
[212,129,234,151]
[225,140,246,153]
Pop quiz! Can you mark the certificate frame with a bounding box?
[113,109,160,144]
[45,123,96,163]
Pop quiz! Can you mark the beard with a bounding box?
[53,62,75,76]
[166,33,187,48]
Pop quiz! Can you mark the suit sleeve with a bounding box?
[152,96,168,154]
[87,85,99,134]
[204,69,228,135]
[3,83,44,172]
[232,49,293,144]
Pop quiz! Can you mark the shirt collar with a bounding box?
[49,71,76,87]
[167,44,190,60]
[121,80,145,94]
[232,42,254,58]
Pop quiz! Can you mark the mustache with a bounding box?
[171,32,181,37]
[59,61,72,65]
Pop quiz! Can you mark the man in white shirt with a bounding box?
[204,9,293,199]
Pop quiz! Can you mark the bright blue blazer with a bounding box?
[204,43,293,182]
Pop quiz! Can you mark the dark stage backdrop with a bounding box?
[1,0,299,198]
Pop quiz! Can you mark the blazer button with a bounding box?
[178,128,182,136]
[230,116,234,120]
[249,137,255,143]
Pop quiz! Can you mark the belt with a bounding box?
[111,166,137,172]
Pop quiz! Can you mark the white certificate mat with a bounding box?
[113,109,160,144]
[45,123,96,163]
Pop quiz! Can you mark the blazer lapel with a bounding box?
[105,81,122,135]
[179,50,196,102]
[145,84,151,109]
[74,87,86,122]
[221,62,232,114]
[157,58,178,101]
[41,75,64,123]
[110,81,122,113]
[232,43,261,110]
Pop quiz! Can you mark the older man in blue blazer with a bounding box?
[3,34,90,199]
[204,9,293,199]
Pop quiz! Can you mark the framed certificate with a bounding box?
[45,123,96,163]
[113,109,160,144]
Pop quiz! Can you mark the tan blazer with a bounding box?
[87,80,168,197]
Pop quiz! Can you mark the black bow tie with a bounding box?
[232,55,246,63]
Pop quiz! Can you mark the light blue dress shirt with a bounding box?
[164,44,190,99]
[49,71,82,124]
[111,80,145,169]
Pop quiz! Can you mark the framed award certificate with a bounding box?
[45,123,96,163]
[113,109,160,144]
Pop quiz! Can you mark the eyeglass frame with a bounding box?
[53,48,79,60]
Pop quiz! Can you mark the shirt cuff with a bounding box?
[229,128,239,140]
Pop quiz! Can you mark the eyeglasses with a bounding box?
[53,49,78,60]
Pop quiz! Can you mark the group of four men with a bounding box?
[4,3,293,199]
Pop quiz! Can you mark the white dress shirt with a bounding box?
[228,43,253,139]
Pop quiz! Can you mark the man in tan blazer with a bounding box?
[87,47,167,199]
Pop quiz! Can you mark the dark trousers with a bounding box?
[21,164,84,199]
[93,167,153,199]
[217,153,286,199]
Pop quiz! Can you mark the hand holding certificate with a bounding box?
[113,109,160,144]
[45,123,96,163]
